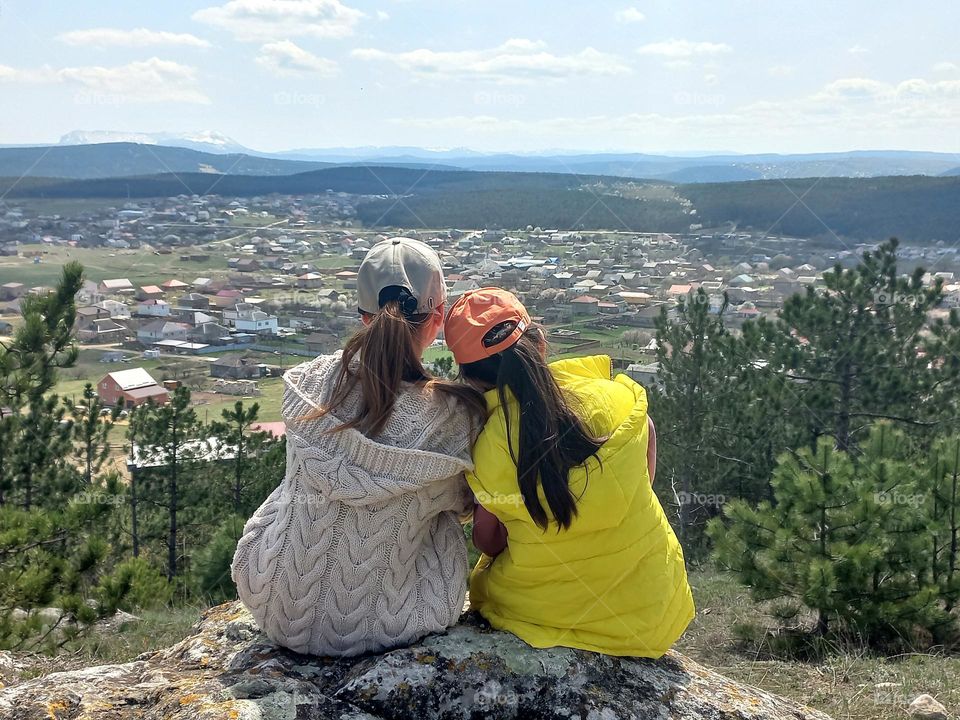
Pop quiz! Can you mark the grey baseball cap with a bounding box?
[356,237,446,315]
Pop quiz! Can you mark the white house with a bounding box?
[95,299,131,319]
[137,299,171,317]
[98,278,134,295]
[234,310,278,335]
[225,304,278,335]
[137,320,189,344]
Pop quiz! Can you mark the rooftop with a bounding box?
[106,367,159,391]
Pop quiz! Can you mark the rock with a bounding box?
[0,601,834,720]
[0,651,23,689]
[908,694,949,720]
[94,610,141,632]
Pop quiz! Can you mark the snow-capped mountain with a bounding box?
[58,130,250,155]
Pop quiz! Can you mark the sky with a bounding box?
[0,0,958,154]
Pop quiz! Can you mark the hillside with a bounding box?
[4,142,960,183]
[2,167,959,243]
[271,147,960,180]
[0,143,332,179]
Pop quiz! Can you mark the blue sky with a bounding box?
[1,0,958,153]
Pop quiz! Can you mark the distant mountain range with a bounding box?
[0,133,957,183]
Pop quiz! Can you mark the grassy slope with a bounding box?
[0,246,228,288]
[678,571,958,720]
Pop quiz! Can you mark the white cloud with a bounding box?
[767,64,794,77]
[809,76,960,103]
[0,64,59,84]
[0,58,209,104]
[352,39,630,83]
[637,39,732,59]
[704,73,718,86]
[818,77,889,99]
[933,61,959,73]
[376,10,389,21]
[637,38,733,70]
[847,44,869,55]
[256,40,338,76]
[57,27,211,49]
[193,0,364,41]
[615,7,645,23]
[385,73,960,150]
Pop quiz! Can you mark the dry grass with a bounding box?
[8,569,958,719]
[678,569,959,720]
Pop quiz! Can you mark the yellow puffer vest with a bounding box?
[467,355,694,657]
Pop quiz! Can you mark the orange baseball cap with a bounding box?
[445,287,531,365]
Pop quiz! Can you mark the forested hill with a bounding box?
[1,166,959,243]
[0,142,334,179]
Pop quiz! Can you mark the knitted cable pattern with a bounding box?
[231,352,475,657]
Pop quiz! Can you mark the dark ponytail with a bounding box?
[459,327,603,530]
[308,300,484,436]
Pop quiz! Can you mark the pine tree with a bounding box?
[709,424,947,644]
[128,387,204,582]
[653,288,742,548]
[65,383,119,487]
[924,436,960,612]
[0,263,81,407]
[209,401,265,516]
[746,239,951,452]
[0,262,83,510]
[0,263,137,649]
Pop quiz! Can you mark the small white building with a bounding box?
[225,304,278,335]
[234,310,278,335]
[137,299,171,317]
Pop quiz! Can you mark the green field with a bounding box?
[0,243,354,288]
[0,245,228,287]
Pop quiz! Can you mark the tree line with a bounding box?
[0,262,282,650]
[652,238,960,648]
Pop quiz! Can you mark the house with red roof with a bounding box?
[98,368,168,408]
[570,295,600,316]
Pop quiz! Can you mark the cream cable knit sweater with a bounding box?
[231,352,475,657]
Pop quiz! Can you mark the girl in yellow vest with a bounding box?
[444,288,695,657]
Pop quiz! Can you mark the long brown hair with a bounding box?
[309,300,484,436]
[459,326,603,530]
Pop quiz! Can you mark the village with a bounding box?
[2,191,960,432]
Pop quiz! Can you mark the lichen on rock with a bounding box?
[0,601,834,719]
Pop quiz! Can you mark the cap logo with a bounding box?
[482,319,520,348]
